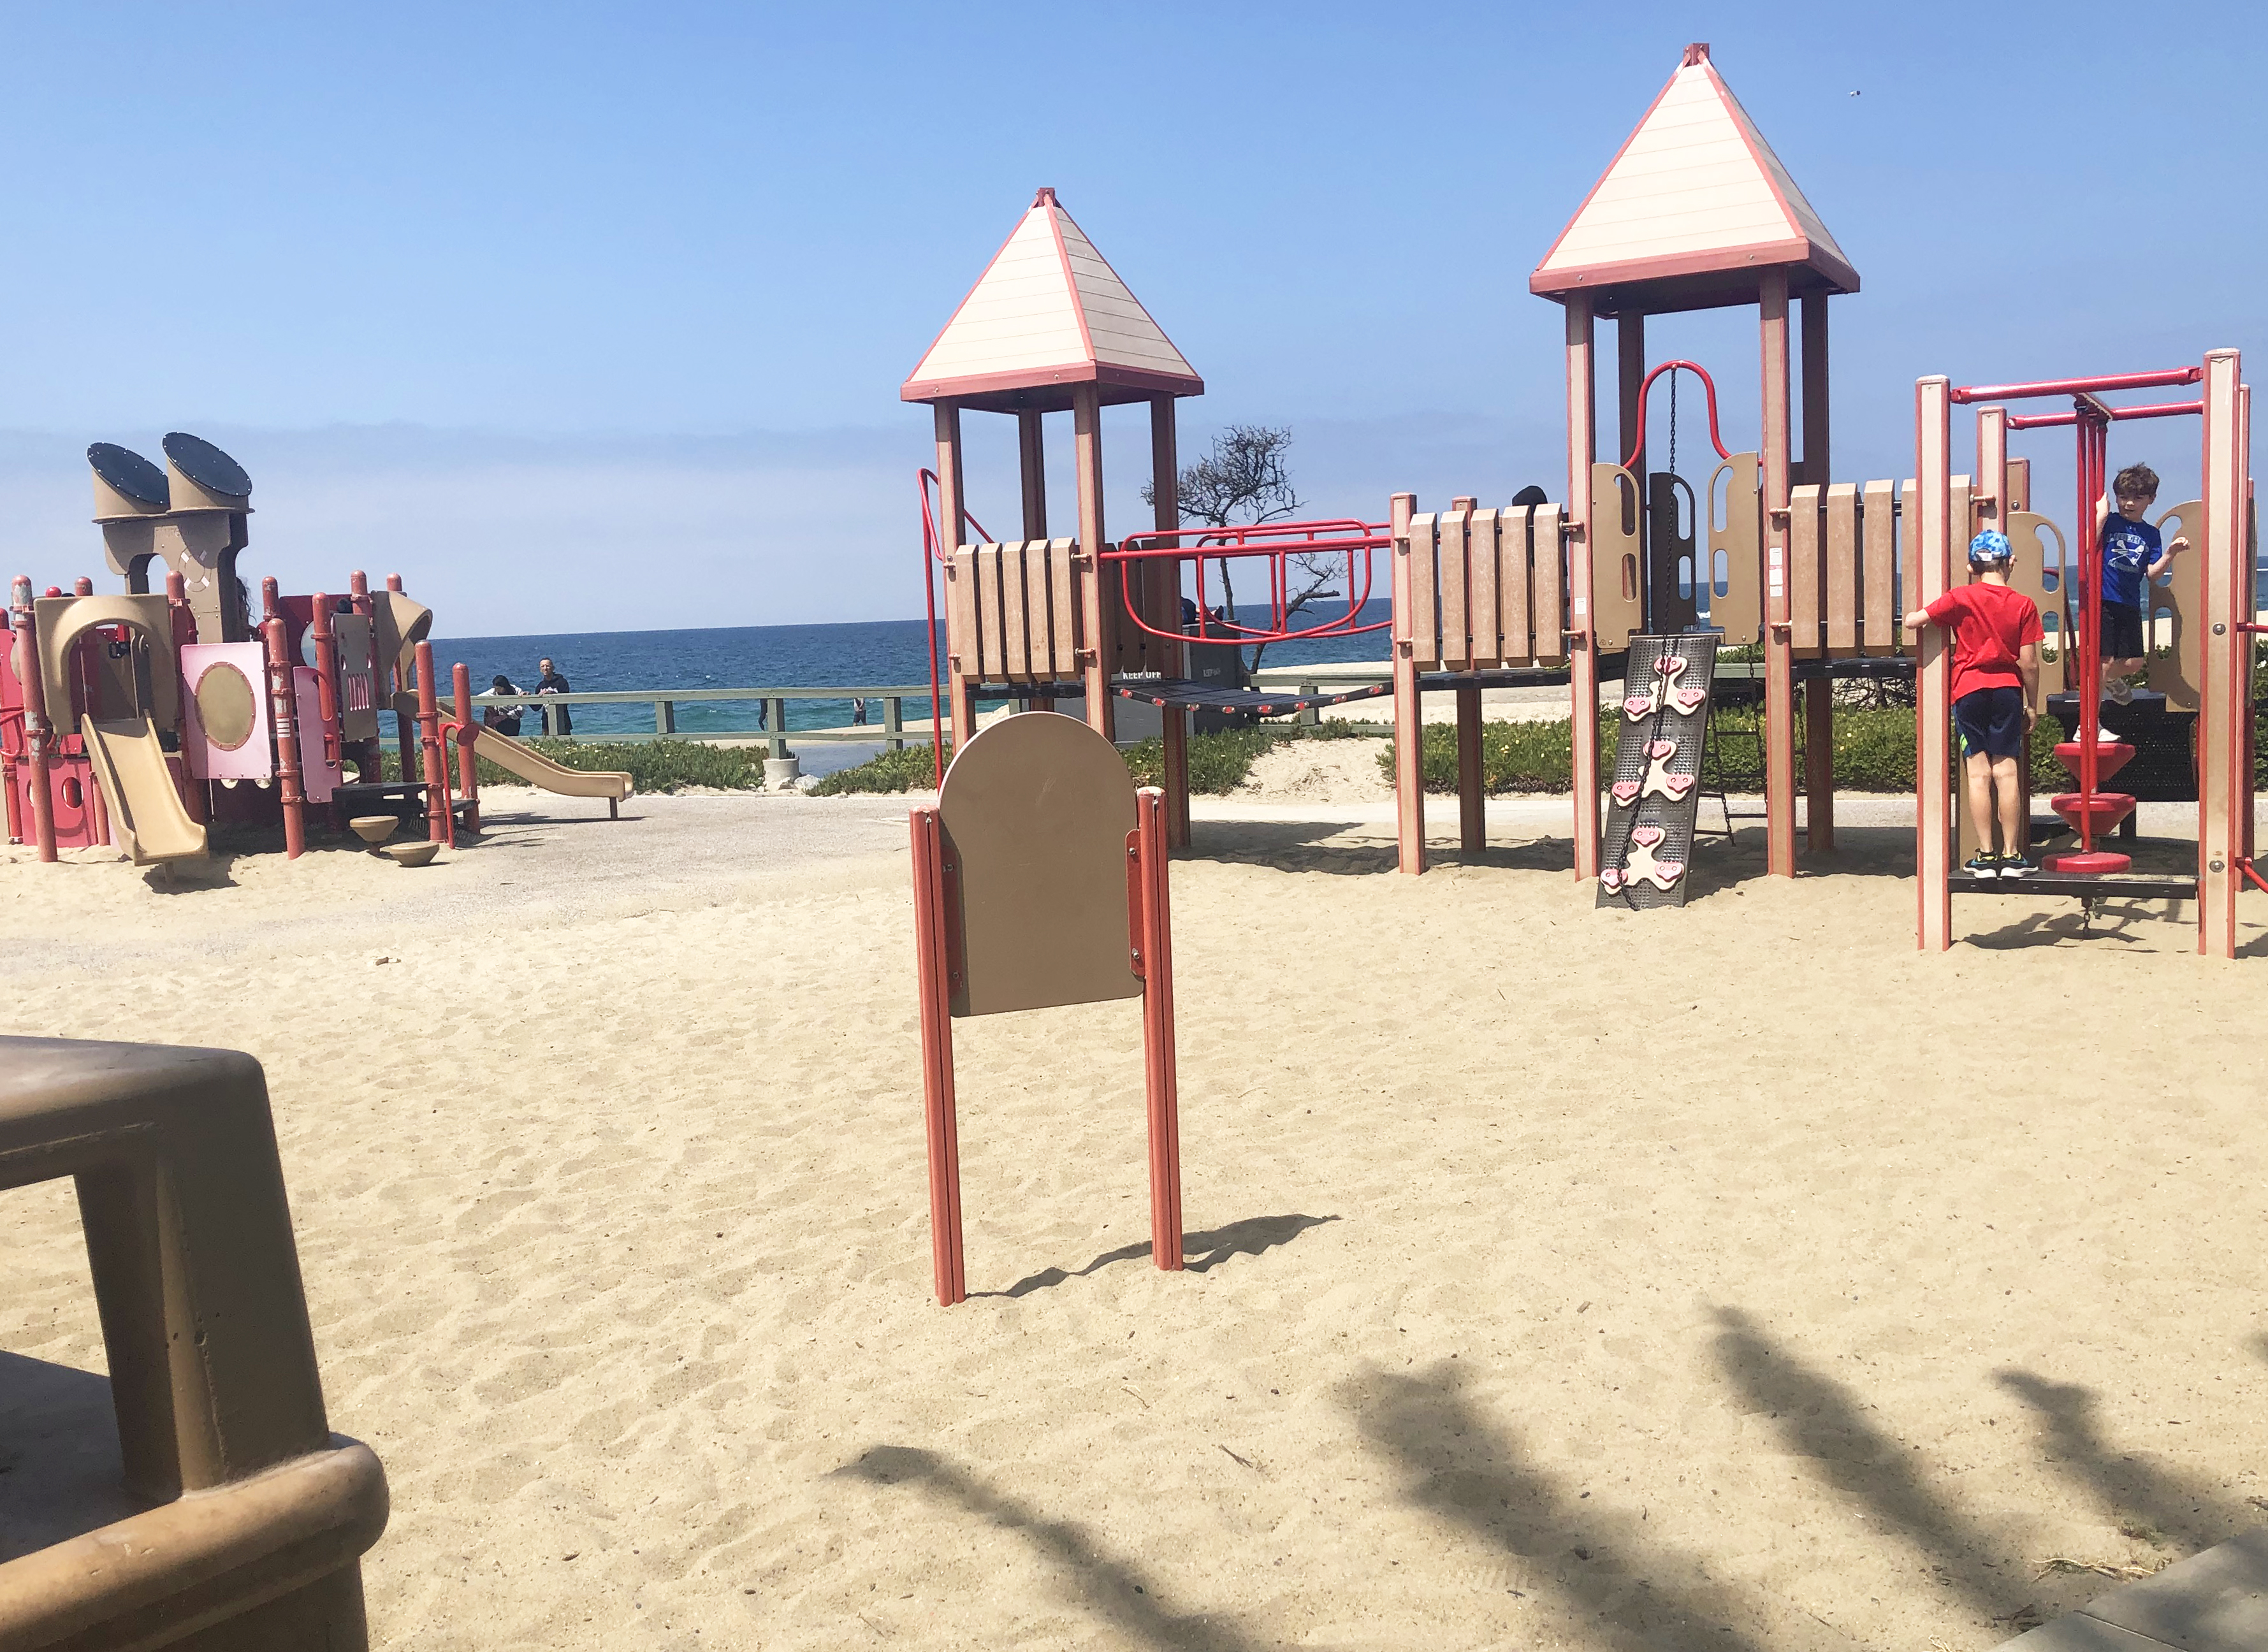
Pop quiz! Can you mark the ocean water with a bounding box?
[432,600,1395,776]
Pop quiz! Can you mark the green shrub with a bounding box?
[1376,705,2093,795]
[810,744,944,795]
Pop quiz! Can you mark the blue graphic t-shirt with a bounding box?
[2100,515,2163,607]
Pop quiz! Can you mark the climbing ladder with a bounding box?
[1600,635,1721,909]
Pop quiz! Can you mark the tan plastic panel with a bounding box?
[1530,505,1566,665]
[1588,465,1645,648]
[1787,483,1824,656]
[2004,510,2070,695]
[1406,513,1440,667]
[1468,508,1501,665]
[372,591,432,684]
[1708,453,1762,643]
[1824,483,1858,654]
[1646,473,1700,634]
[1861,479,1897,655]
[33,595,179,733]
[1499,507,1532,663]
[2147,499,2204,711]
[938,713,1140,1018]
[333,613,380,741]
[1438,507,1471,668]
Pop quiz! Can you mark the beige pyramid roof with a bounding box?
[902,188,1203,412]
[1532,44,1859,314]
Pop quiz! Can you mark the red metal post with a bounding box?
[909,807,966,1305]
[452,660,482,836]
[1151,396,1191,850]
[414,640,452,847]
[262,615,307,860]
[1760,269,1797,877]
[310,593,343,832]
[1566,295,1602,881]
[15,576,56,861]
[1390,492,1425,873]
[1135,787,1183,1271]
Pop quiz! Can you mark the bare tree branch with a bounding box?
[1142,425,1305,673]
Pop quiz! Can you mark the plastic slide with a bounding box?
[80,716,208,864]
[436,699,632,803]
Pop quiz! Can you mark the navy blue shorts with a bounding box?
[2101,600,2145,659]
[1955,686,2025,759]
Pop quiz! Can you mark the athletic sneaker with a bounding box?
[1965,851,2001,880]
[2105,677,2135,706]
[1998,853,2038,880]
[2096,725,2121,742]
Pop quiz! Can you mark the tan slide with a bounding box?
[80,716,209,864]
[436,699,633,804]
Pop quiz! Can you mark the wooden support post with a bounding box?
[2198,350,2246,958]
[1566,295,1602,881]
[1805,679,1834,851]
[934,400,973,758]
[12,577,56,861]
[1073,384,1113,741]
[909,807,966,1305]
[655,699,676,734]
[1759,271,1797,878]
[1017,410,1047,540]
[1915,377,1955,950]
[766,699,787,760]
[884,695,904,753]
[451,660,481,836]
[1391,492,1425,873]
[1799,292,1830,490]
[1456,681,1484,853]
[1151,395,1189,847]
[261,582,307,861]
[413,640,451,849]
[1134,788,1182,1269]
[1798,291,1837,854]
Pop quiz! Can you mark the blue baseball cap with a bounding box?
[1968,529,2012,565]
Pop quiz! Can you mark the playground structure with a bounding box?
[910,712,1181,1305]
[908,44,2257,938]
[3,435,630,866]
[1914,358,2256,956]
[0,1036,388,1648]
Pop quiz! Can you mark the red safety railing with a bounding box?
[1103,518,1394,649]
[1620,359,1733,472]
[1950,366,2202,403]
[2006,399,2205,430]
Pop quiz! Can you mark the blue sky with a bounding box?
[0,1,2258,633]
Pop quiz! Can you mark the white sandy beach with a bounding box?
[6,779,2268,1651]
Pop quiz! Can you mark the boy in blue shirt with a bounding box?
[2097,463,2188,704]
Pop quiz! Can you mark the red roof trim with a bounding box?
[1529,237,1831,298]
[1054,204,1198,385]
[1045,195,1097,366]
[901,361,1204,405]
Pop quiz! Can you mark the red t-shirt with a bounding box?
[1924,581,2044,702]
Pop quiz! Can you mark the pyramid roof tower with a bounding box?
[1532,43,1859,315]
[902,188,1202,413]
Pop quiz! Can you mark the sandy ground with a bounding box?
[6,780,2268,1652]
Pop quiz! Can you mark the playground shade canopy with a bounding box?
[1531,43,1859,312]
[901,187,1203,412]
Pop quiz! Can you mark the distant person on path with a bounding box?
[1903,529,2043,880]
[852,697,868,725]
[2097,462,2187,702]
[481,674,523,736]
[534,656,572,736]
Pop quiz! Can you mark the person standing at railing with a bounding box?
[482,674,523,736]
[534,656,572,736]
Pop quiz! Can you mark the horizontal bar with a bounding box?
[1949,366,2202,403]
[2006,399,2204,430]
[555,728,944,747]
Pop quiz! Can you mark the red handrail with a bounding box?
[2005,398,2204,430]
[1620,359,1733,472]
[1105,518,1395,648]
[1951,366,2201,403]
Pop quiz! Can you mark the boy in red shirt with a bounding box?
[1903,530,2044,878]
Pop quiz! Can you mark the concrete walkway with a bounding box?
[2001,1528,2268,1649]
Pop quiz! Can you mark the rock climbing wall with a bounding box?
[1597,634,1721,910]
